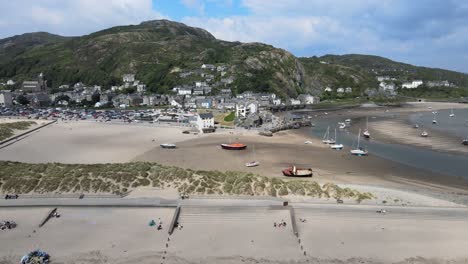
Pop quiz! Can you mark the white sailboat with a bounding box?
[322,126,336,144]
[350,129,368,156]
[245,145,260,167]
[449,108,455,118]
[421,130,429,137]
[432,112,438,124]
[330,128,344,150]
[363,117,370,138]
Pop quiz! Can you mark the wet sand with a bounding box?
[134,128,468,205]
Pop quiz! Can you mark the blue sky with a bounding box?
[0,0,467,73]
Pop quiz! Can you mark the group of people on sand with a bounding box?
[4,194,19,199]
[149,218,163,230]
[273,219,287,228]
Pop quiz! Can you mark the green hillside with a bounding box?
[1,20,467,99]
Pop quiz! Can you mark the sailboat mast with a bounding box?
[357,129,361,148]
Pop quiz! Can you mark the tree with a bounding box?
[91,93,101,104]
[16,95,29,105]
[54,95,70,105]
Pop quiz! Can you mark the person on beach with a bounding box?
[274,222,277,228]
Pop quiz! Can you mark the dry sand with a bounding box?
[0,207,174,263]
[296,206,468,263]
[1,205,467,264]
[0,120,196,163]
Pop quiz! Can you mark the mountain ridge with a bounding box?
[0,19,467,98]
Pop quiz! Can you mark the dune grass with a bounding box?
[0,121,37,141]
[0,161,375,202]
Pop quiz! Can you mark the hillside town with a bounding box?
[0,62,464,135]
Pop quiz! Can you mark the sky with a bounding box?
[0,0,467,73]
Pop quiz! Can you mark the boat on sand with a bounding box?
[245,145,260,167]
[160,143,176,149]
[221,143,247,150]
[282,166,313,177]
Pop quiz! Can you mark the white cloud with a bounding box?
[181,0,205,14]
[182,0,468,72]
[0,0,165,38]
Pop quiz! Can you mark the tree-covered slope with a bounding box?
[1,20,467,98]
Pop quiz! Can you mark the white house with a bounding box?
[236,101,258,118]
[336,88,345,93]
[379,82,397,95]
[137,84,147,93]
[196,113,215,131]
[0,90,13,107]
[324,87,333,92]
[272,98,281,106]
[289,99,301,105]
[345,87,352,93]
[123,74,135,83]
[201,64,216,70]
[6,80,15,86]
[402,80,423,89]
[195,81,208,88]
[173,87,192,95]
[297,94,316,104]
[170,99,182,108]
[377,76,396,82]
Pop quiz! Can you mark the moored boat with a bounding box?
[245,145,259,167]
[245,161,260,167]
[282,166,313,177]
[363,117,371,138]
[432,112,437,124]
[351,129,368,156]
[322,126,336,144]
[160,143,177,149]
[421,130,429,137]
[221,143,247,150]
[330,129,344,150]
[462,139,468,146]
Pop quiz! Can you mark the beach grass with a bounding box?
[0,121,37,141]
[0,161,374,202]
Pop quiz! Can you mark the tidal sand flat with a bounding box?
[0,121,194,163]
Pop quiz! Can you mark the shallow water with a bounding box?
[409,108,468,138]
[309,114,468,180]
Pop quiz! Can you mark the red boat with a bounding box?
[282,166,313,177]
[221,143,247,150]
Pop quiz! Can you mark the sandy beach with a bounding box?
[1,112,467,206]
[0,120,197,163]
[1,204,468,264]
